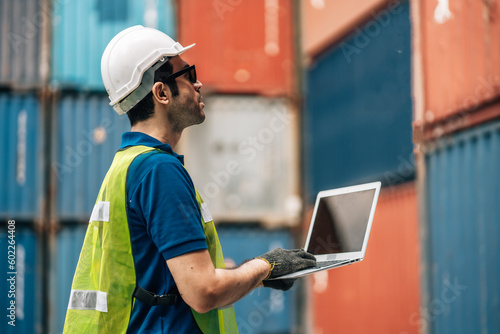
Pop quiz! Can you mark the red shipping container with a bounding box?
[415,0,500,125]
[178,0,295,96]
[310,182,421,334]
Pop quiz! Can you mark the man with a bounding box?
[63,26,316,333]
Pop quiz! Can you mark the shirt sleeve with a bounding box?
[129,154,208,261]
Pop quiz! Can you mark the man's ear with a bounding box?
[152,82,169,105]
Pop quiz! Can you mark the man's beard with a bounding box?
[167,96,205,134]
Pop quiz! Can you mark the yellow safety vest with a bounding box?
[63,145,238,333]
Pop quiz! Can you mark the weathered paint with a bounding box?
[424,119,500,334]
[0,0,43,88]
[0,93,43,221]
[178,0,295,96]
[304,0,413,202]
[416,0,500,124]
[311,182,421,334]
[51,0,176,90]
[53,93,130,221]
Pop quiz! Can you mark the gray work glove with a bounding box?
[262,278,296,291]
[256,248,316,282]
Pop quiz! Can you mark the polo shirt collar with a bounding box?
[120,132,184,164]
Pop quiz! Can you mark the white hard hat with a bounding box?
[101,25,194,115]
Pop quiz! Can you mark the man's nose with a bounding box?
[194,80,203,91]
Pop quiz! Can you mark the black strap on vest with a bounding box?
[133,285,179,306]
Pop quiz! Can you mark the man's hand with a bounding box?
[256,248,316,280]
[262,278,296,291]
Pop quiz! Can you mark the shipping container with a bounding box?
[51,0,176,90]
[0,224,42,333]
[304,0,413,202]
[423,119,500,334]
[414,0,500,125]
[180,95,300,226]
[301,0,394,58]
[48,224,87,334]
[53,93,130,221]
[178,0,295,96]
[311,182,421,334]
[0,93,44,221]
[217,225,298,334]
[0,0,43,88]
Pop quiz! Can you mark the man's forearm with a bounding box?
[209,259,269,310]
[169,250,270,313]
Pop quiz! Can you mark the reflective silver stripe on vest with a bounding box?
[68,290,108,313]
[200,203,213,223]
[90,201,110,222]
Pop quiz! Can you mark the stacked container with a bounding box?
[412,0,500,332]
[301,0,421,333]
[177,1,302,332]
[0,0,47,332]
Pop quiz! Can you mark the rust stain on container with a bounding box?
[418,0,500,124]
[311,183,421,334]
[178,0,295,96]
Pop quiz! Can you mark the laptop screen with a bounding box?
[306,189,376,255]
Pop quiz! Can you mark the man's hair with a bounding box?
[126,60,177,127]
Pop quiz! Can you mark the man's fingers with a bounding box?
[300,250,316,261]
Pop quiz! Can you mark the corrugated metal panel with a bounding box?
[304,0,413,202]
[217,225,297,333]
[0,93,43,220]
[0,0,42,87]
[0,225,42,333]
[180,95,300,226]
[312,182,421,334]
[178,0,295,96]
[418,0,500,123]
[51,0,176,90]
[424,120,500,334]
[54,93,130,221]
[49,224,87,334]
[301,0,392,58]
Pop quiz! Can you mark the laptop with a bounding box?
[271,181,381,280]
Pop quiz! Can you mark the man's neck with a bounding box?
[130,123,182,150]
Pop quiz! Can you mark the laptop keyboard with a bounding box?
[314,259,348,269]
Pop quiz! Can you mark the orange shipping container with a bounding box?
[310,182,421,334]
[414,0,500,126]
[178,0,295,96]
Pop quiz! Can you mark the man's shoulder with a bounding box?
[125,147,182,173]
[126,148,192,189]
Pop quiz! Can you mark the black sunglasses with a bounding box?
[156,64,197,84]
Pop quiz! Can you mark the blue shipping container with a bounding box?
[49,224,87,333]
[54,93,130,221]
[0,0,43,87]
[424,119,500,334]
[217,226,298,334]
[0,225,42,333]
[0,93,43,220]
[51,0,176,90]
[304,0,413,202]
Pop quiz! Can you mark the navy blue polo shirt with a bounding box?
[121,132,207,333]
